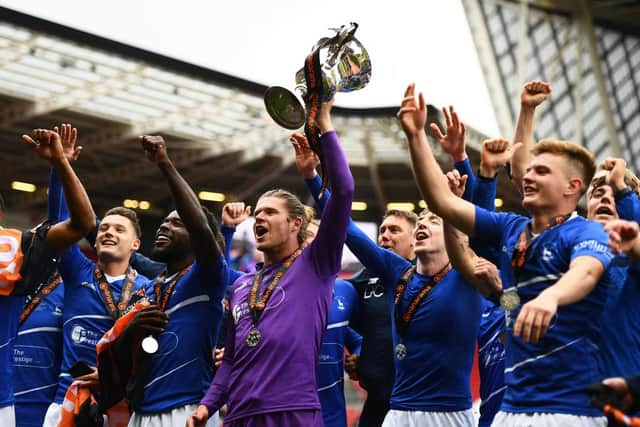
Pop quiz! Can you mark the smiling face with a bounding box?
[253,196,302,256]
[95,214,141,263]
[378,214,414,259]
[587,171,619,225]
[521,152,582,212]
[151,210,192,263]
[412,212,445,256]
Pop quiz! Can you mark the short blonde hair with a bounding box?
[532,139,596,193]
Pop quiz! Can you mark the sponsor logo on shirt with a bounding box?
[573,239,612,257]
[70,325,100,347]
[232,302,249,325]
[363,277,384,299]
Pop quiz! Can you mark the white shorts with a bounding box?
[42,402,121,427]
[0,405,15,427]
[491,411,607,427]
[129,404,219,427]
[42,402,61,427]
[382,408,474,427]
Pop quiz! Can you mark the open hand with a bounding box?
[290,133,320,178]
[53,123,81,161]
[21,129,64,162]
[430,106,466,162]
[397,83,427,137]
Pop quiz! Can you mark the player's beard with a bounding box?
[151,239,190,263]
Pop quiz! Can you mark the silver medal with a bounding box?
[395,343,407,360]
[141,335,159,354]
[500,290,521,311]
[246,328,262,348]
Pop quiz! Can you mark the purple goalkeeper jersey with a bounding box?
[200,130,354,423]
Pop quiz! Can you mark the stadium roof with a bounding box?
[0,6,511,231]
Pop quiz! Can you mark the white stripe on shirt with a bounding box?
[164,295,210,316]
[504,337,583,374]
[326,320,349,330]
[63,314,111,326]
[144,357,198,389]
[17,327,62,336]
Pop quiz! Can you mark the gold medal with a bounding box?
[395,343,407,360]
[500,290,521,311]
[246,327,262,348]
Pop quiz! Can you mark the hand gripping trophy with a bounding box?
[264,22,372,195]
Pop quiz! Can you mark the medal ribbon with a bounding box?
[153,265,192,312]
[394,262,452,338]
[248,248,302,325]
[303,48,328,198]
[19,271,62,325]
[510,213,573,280]
[94,266,137,319]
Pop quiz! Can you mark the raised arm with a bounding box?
[431,106,476,201]
[398,84,476,235]
[221,202,252,264]
[293,132,398,280]
[306,101,355,279]
[139,135,221,264]
[510,81,551,189]
[22,128,95,254]
[443,170,501,297]
[473,138,522,210]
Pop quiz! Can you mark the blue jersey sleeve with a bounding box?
[473,175,498,211]
[48,168,68,221]
[345,327,362,355]
[454,158,476,202]
[306,172,405,284]
[473,206,509,247]
[130,253,166,279]
[220,224,235,264]
[569,221,614,269]
[58,244,94,290]
[616,191,640,223]
[304,175,331,213]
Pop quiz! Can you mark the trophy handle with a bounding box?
[263,86,306,130]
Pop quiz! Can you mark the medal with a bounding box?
[141,335,159,354]
[500,290,521,311]
[395,343,407,360]
[246,327,262,348]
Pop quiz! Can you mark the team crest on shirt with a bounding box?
[336,296,345,311]
[542,246,554,262]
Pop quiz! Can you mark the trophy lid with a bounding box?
[263,86,305,130]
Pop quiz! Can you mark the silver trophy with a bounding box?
[264,22,372,129]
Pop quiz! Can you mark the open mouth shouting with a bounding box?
[594,205,614,217]
[254,225,268,241]
[414,230,429,242]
